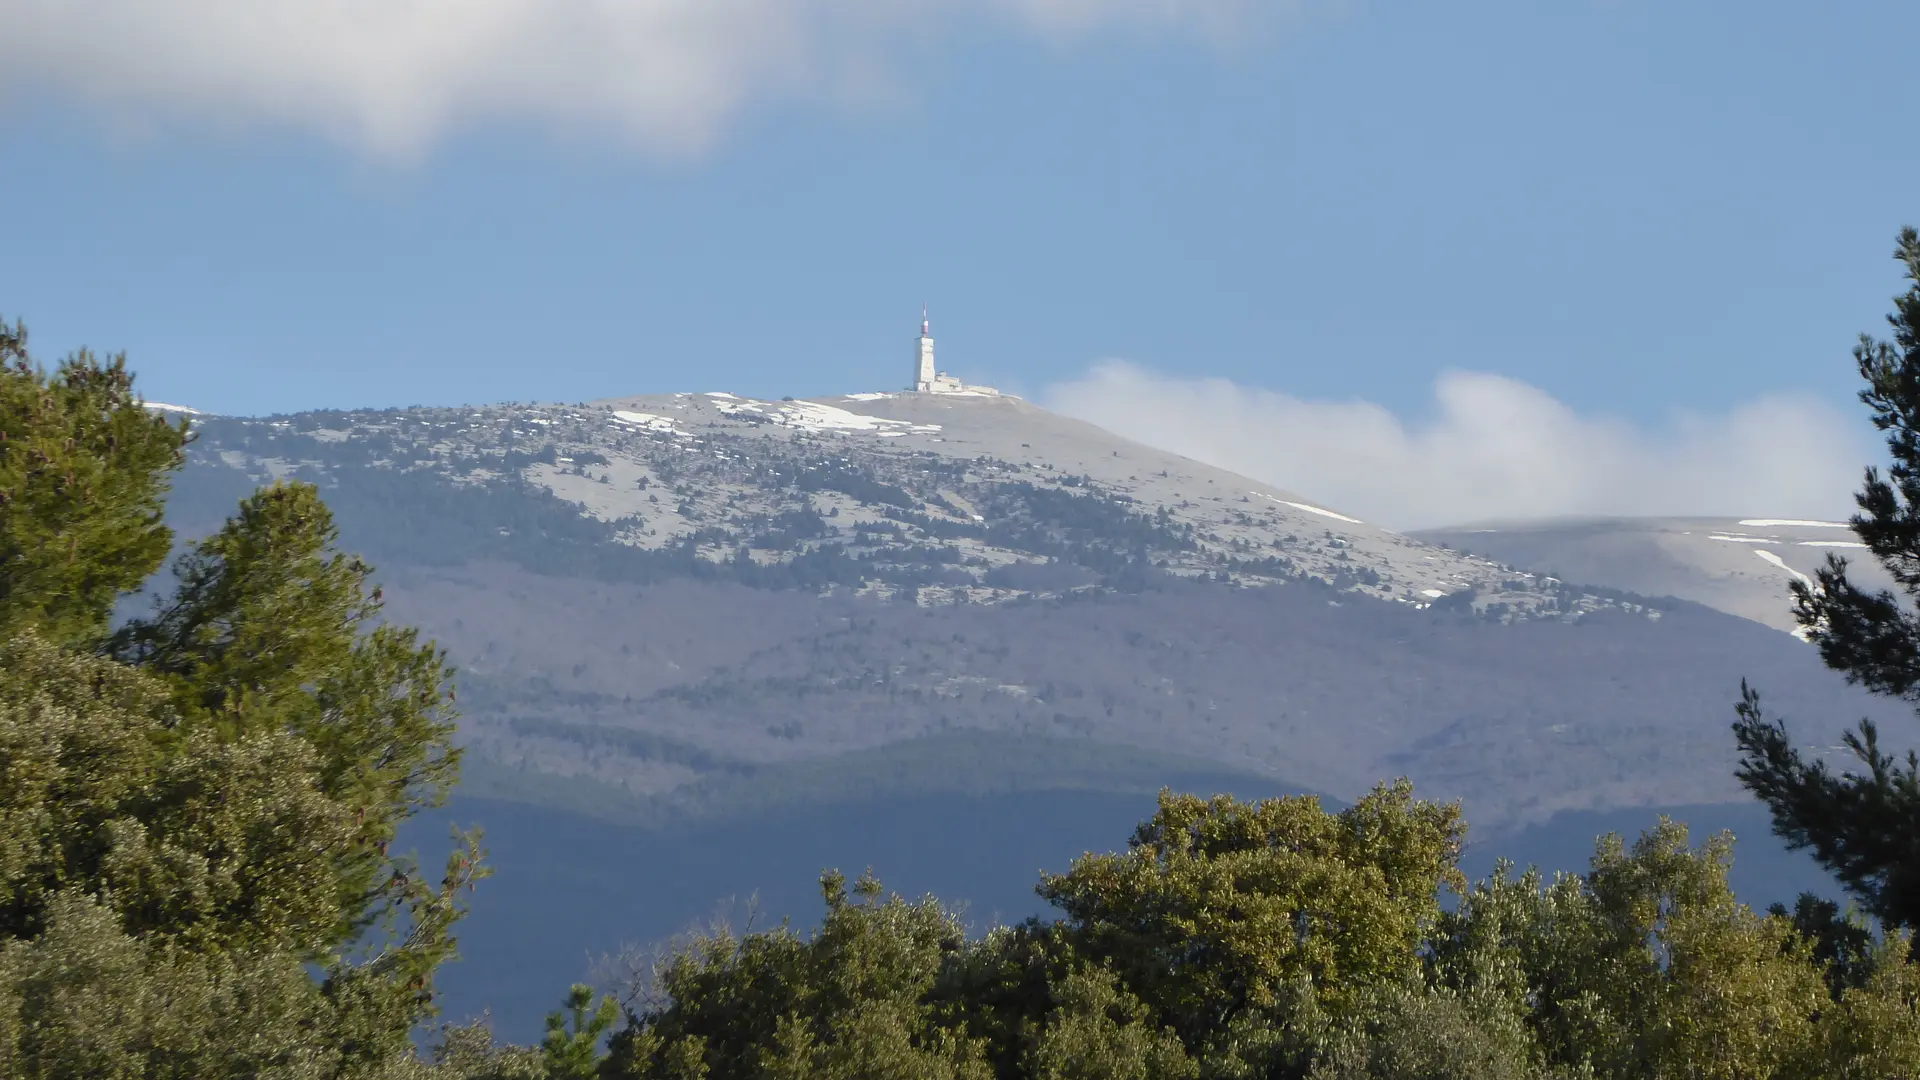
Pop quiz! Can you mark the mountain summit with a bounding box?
[183,387,1637,618]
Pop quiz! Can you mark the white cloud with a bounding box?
[1045,361,1873,531]
[0,0,1263,158]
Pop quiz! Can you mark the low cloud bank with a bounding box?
[1045,361,1871,531]
[0,0,1265,158]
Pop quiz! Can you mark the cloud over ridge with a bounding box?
[0,0,1258,157]
[1046,362,1871,531]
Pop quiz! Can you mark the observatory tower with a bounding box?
[907,308,999,396]
[913,307,938,391]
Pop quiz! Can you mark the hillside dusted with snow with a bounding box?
[175,389,1655,620]
[1415,516,1895,634]
[162,390,1906,829]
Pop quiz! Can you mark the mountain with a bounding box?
[160,390,1908,831]
[1412,516,1895,634]
[152,387,1909,1035]
[173,389,1601,609]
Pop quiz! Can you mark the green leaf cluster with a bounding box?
[1037,782,1464,1044]
[608,869,992,1080]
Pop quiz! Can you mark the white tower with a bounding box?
[913,306,937,391]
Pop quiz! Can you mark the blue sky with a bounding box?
[2,1,1915,522]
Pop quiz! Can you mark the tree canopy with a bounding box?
[603,792,1920,1080]
[0,319,486,1078]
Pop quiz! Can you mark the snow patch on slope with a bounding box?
[715,397,941,436]
[1753,549,1815,590]
[1751,549,1821,644]
[1250,492,1364,525]
[612,410,680,434]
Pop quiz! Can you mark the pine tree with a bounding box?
[542,984,619,1079]
[1734,227,1920,930]
[0,316,187,647]
[110,480,464,950]
[0,320,487,1077]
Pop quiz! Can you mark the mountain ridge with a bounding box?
[172,387,1659,620]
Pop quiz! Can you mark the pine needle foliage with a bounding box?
[0,316,187,647]
[1735,228,1920,930]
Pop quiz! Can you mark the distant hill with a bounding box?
[1412,516,1894,634]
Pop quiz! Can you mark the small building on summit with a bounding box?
[911,308,998,396]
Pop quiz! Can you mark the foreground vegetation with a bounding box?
[11,230,1920,1076]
